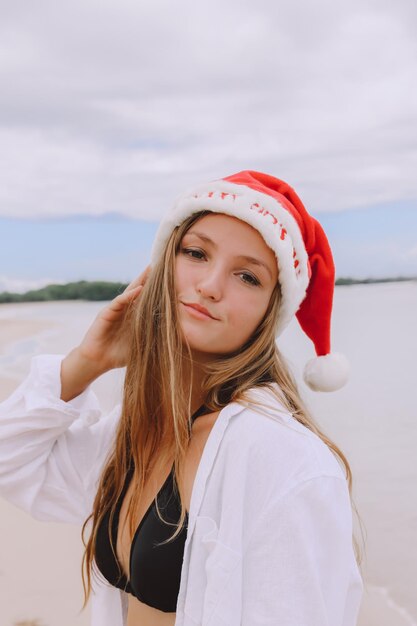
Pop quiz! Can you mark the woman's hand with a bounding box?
[77,264,152,372]
[60,265,151,402]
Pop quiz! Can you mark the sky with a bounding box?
[0,0,416,292]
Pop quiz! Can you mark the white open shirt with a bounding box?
[0,354,363,625]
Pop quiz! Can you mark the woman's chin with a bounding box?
[180,340,223,361]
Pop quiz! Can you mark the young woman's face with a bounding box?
[174,213,279,361]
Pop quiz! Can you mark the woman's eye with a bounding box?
[181,247,205,259]
[239,273,260,287]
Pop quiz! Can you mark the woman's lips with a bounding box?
[181,302,217,320]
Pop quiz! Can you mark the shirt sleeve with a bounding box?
[0,353,121,525]
[241,475,363,626]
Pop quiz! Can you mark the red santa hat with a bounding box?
[150,170,350,392]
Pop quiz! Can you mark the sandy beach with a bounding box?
[0,308,91,626]
[0,319,53,351]
[0,288,416,626]
[0,319,54,401]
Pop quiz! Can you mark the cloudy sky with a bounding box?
[0,0,416,291]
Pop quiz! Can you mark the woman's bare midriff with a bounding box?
[115,411,219,626]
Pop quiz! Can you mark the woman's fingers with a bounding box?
[106,285,143,314]
[124,264,152,293]
[76,268,151,370]
[97,265,150,322]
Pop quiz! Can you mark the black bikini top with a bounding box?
[94,403,208,613]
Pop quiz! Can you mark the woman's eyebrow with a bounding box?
[185,231,273,279]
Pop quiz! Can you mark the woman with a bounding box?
[0,170,363,625]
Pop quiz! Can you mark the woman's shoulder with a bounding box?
[225,384,346,486]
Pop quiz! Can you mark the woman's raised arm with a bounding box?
[60,264,151,401]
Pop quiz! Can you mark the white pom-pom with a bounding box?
[303,352,350,392]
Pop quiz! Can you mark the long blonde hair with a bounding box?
[80,210,364,608]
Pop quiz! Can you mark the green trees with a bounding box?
[0,281,128,303]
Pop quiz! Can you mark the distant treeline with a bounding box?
[0,276,415,303]
[335,276,416,286]
[0,281,128,303]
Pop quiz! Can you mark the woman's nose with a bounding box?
[196,269,223,301]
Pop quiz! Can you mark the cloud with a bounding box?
[0,0,416,219]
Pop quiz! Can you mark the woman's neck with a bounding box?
[181,356,208,416]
